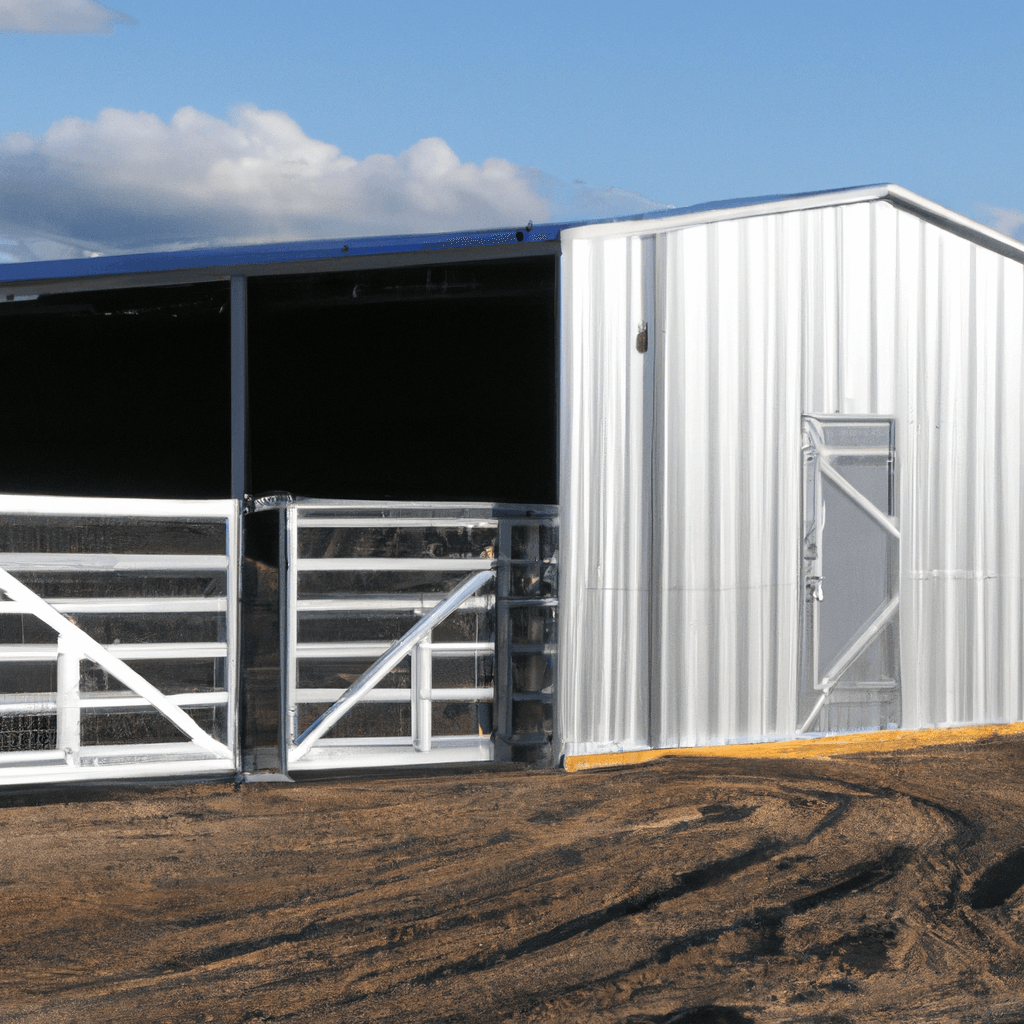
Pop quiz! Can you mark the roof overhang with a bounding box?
[0,239,561,299]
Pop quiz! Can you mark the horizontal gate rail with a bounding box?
[0,553,228,571]
[0,690,228,710]
[0,643,228,661]
[0,597,229,614]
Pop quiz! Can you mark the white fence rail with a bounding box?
[0,495,239,785]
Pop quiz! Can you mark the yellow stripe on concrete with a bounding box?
[563,720,1024,772]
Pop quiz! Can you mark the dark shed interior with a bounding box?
[247,255,558,504]
[0,281,231,499]
[0,253,558,505]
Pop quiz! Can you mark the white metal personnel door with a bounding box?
[799,416,901,735]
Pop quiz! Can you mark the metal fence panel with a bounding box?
[0,495,239,785]
[282,500,557,772]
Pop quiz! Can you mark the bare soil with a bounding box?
[3,738,1024,1023]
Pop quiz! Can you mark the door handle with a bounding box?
[807,576,824,602]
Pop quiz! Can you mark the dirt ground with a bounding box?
[3,739,1024,1024]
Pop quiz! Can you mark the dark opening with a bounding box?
[0,282,231,498]
[0,253,559,505]
[247,255,558,505]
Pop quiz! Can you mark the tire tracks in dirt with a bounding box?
[5,745,1024,1022]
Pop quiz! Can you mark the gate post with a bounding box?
[493,519,513,759]
[56,638,81,759]
[412,634,432,752]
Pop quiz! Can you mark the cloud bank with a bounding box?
[0,0,136,34]
[0,105,668,262]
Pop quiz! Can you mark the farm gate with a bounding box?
[0,495,240,785]
[280,500,558,772]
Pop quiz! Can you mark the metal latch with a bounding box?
[806,575,824,602]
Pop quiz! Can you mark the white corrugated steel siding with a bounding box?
[559,197,1024,756]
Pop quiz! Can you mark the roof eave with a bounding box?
[0,238,562,298]
[883,184,1024,264]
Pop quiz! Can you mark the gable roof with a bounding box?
[560,184,1024,267]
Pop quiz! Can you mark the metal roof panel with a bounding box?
[3,183,1022,291]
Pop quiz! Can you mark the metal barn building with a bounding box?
[1,183,1022,784]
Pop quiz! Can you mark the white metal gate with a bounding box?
[283,501,557,771]
[799,416,901,734]
[0,495,239,784]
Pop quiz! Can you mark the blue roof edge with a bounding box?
[0,184,890,287]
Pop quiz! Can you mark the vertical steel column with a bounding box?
[412,634,433,752]
[522,524,543,695]
[283,504,299,758]
[494,519,513,759]
[230,276,248,501]
[55,637,81,756]
[277,501,291,771]
[225,507,241,769]
[230,277,250,773]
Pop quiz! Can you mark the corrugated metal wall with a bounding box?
[559,198,1024,755]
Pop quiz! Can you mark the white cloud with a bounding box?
[0,0,136,34]
[0,105,544,254]
[0,104,667,260]
[977,204,1024,242]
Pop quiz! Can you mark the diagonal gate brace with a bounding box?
[0,566,232,760]
[291,569,495,760]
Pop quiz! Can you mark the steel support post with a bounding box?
[493,519,513,760]
[284,503,299,756]
[412,633,432,752]
[55,639,81,756]
[230,275,248,501]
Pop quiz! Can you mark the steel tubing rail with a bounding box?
[291,569,495,759]
[818,459,900,539]
[0,553,228,571]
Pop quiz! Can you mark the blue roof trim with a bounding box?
[0,222,575,285]
[0,184,887,287]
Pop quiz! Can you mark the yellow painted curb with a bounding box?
[563,720,1024,772]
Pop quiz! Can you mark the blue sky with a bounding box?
[2,0,1023,259]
